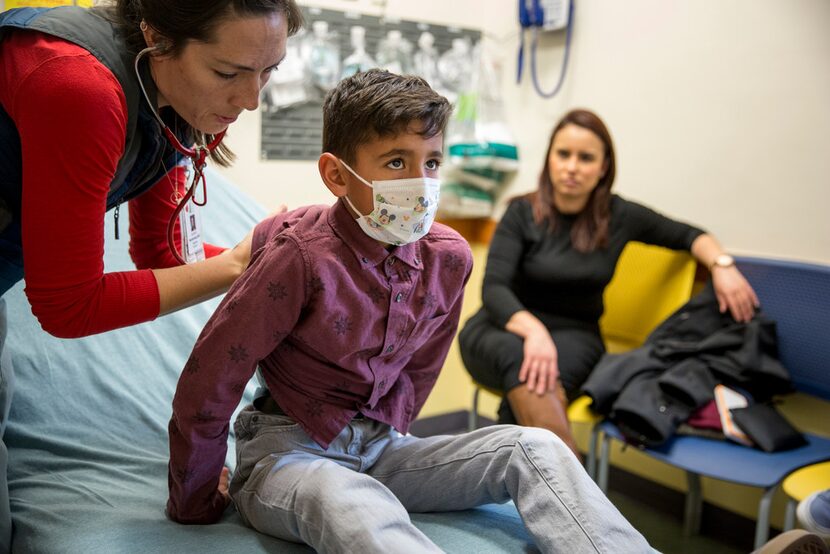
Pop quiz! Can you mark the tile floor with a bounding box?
[609,489,746,554]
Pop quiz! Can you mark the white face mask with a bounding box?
[339,160,440,246]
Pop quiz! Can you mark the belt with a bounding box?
[256,396,364,420]
[257,395,285,415]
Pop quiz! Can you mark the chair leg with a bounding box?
[754,487,777,550]
[784,498,797,531]
[468,387,481,432]
[586,424,600,481]
[683,472,702,536]
[598,433,611,493]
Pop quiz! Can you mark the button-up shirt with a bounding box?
[167,199,473,524]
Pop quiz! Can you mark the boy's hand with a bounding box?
[166,465,231,523]
[218,467,231,507]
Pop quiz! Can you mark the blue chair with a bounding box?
[595,256,830,549]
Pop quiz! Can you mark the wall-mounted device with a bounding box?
[517,0,574,99]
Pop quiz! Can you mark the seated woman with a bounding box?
[458,108,758,456]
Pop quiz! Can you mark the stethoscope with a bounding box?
[134,46,226,264]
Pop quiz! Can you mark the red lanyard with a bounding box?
[164,128,226,265]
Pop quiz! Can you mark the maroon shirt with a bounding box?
[167,199,473,523]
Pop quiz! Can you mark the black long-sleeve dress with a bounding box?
[459,194,704,421]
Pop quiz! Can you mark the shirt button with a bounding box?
[387,258,395,265]
[361,257,368,263]
[414,258,420,266]
[395,293,403,302]
[386,345,394,353]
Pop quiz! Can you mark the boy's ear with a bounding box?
[319,153,347,197]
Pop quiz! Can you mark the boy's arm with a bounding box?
[405,248,473,418]
[166,234,306,524]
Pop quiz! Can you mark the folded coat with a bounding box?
[582,283,792,447]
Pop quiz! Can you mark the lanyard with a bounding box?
[134,47,226,264]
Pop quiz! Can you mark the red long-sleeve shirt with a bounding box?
[0,31,223,337]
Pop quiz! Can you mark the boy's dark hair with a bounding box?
[322,69,452,163]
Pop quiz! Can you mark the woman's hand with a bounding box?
[519,329,559,396]
[712,266,759,322]
[691,235,759,323]
[154,205,289,316]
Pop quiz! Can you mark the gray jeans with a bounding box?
[230,405,651,554]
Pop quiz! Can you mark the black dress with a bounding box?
[459,195,704,422]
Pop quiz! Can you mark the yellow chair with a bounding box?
[782,462,830,530]
[600,241,697,354]
[468,242,698,478]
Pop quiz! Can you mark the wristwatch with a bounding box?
[711,253,735,270]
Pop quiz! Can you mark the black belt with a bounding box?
[256,395,364,420]
[256,395,285,415]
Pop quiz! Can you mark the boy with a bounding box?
[166,69,651,553]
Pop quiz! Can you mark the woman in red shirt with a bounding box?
[0,0,302,548]
[0,1,302,336]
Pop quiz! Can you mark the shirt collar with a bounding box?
[329,199,423,271]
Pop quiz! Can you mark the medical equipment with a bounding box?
[262,33,310,112]
[413,32,440,86]
[438,38,473,93]
[308,21,340,91]
[517,0,574,99]
[375,29,413,75]
[441,44,518,219]
[134,46,226,265]
[341,26,376,79]
[260,5,481,162]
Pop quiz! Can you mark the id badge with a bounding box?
[179,197,205,264]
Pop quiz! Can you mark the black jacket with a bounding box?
[582,283,792,447]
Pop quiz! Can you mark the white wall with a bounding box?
[217,0,830,264]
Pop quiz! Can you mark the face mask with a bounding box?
[339,160,440,246]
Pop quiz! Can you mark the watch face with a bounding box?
[716,254,735,268]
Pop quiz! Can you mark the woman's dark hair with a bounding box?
[107,0,304,166]
[519,108,617,252]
